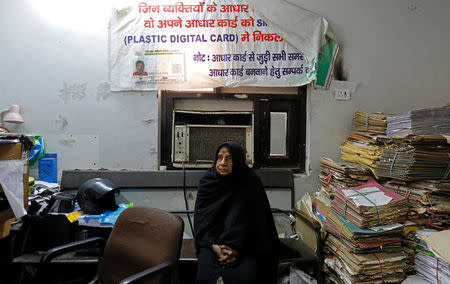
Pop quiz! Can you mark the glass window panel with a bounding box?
[270,112,287,156]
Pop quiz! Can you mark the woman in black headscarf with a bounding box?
[194,141,280,284]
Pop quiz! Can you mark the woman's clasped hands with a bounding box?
[211,244,239,268]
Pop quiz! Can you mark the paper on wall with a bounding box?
[0,160,27,219]
[330,80,358,93]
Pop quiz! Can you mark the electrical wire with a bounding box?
[182,162,195,238]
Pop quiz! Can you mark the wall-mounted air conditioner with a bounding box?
[171,111,254,168]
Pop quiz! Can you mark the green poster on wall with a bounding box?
[316,37,339,88]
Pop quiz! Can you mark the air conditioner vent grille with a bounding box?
[189,127,247,163]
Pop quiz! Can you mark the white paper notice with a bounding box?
[329,80,358,93]
[342,186,392,207]
[0,160,27,219]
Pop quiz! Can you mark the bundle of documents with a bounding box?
[383,181,429,225]
[340,132,385,171]
[318,157,373,199]
[414,229,450,283]
[353,111,390,135]
[331,179,408,228]
[375,143,450,181]
[401,222,423,274]
[325,211,404,253]
[323,201,410,283]
[324,238,408,283]
[383,180,450,229]
[386,107,450,137]
[410,180,450,191]
[378,134,449,145]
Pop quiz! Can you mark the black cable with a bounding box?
[16,217,33,283]
[182,162,195,238]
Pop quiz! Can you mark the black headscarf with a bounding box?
[194,141,279,257]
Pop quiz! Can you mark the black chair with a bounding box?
[39,206,184,284]
[270,209,324,283]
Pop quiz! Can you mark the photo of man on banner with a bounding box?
[133,60,148,77]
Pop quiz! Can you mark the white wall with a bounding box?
[0,1,159,176]
[1,0,449,203]
[295,0,450,199]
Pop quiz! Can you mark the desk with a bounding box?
[12,238,314,264]
[13,239,196,265]
[13,239,319,284]
[13,251,99,264]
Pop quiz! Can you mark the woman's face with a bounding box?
[216,146,233,176]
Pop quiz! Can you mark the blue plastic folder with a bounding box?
[38,153,57,183]
[79,204,129,227]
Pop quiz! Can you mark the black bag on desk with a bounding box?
[43,192,76,215]
[28,192,76,216]
[21,214,76,252]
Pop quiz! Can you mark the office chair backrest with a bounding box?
[99,206,184,284]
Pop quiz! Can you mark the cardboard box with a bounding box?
[294,212,319,253]
[295,195,331,253]
[0,142,29,226]
[0,218,15,239]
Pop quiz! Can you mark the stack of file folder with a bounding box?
[318,157,373,199]
[319,107,450,283]
[353,111,390,135]
[386,107,450,137]
[400,222,423,274]
[414,229,450,283]
[322,179,410,283]
[383,180,450,229]
[375,136,450,181]
[379,134,449,145]
[331,179,409,228]
[324,237,408,283]
[325,211,404,253]
[409,180,450,192]
[341,132,385,171]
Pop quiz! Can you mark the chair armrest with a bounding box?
[120,261,176,284]
[87,275,99,284]
[40,237,105,264]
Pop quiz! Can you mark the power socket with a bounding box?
[335,89,351,100]
[174,125,187,162]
